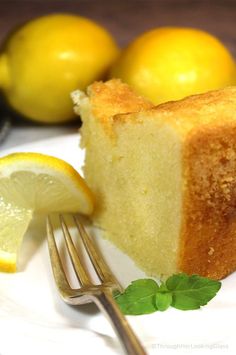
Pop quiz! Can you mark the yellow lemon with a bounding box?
[0,152,94,272]
[0,14,119,123]
[110,27,236,104]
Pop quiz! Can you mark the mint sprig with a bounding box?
[115,273,221,315]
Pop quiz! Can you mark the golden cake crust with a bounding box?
[113,86,236,134]
[180,124,236,279]
[87,79,153,135]
[86,81,236,139]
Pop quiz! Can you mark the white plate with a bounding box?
[0,133,235,355]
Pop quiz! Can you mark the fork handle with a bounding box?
[93,290,147,355]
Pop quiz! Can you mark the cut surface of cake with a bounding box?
[72,79,236,280]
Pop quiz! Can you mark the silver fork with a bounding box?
[46,214,147,355]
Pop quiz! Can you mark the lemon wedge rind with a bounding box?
[0,152,94,272]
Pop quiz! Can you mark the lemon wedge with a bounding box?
[0,152,94,272]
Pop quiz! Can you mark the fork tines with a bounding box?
[47,214,122,296]
[47,214,147,355]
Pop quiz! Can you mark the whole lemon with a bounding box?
[110,27,236,104]
[0,14,119,123]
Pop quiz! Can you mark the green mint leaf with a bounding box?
[115,279,159,315]
[155,291,172,311]
[115,274,221,315]
[165,273,221,310]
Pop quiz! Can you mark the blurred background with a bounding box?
[0,0,236,149]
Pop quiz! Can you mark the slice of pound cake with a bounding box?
[72,79,236,280]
